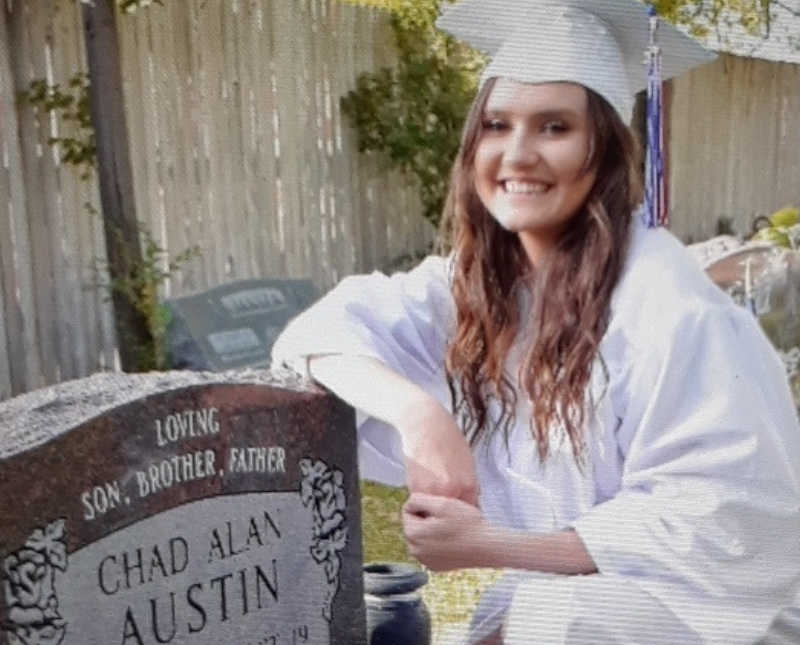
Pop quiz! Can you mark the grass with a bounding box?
[360,480,501,644]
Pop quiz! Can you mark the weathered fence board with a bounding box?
[668,53,800,242]
[1,0,434,400]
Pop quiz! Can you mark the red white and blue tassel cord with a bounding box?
[643,4,668,228]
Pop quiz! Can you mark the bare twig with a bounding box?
[773,0,800,17]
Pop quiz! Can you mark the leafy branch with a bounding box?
[340,0,483,227]
[18,73,96,180]
[654,0,774,37]
[91,220,200,371]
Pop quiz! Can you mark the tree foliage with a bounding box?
[340,0,482,226]
[653,0,772,36]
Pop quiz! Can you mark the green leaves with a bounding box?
[18,74,96,180]
[751,205,800,249]
[93,224,201,371]
[653,0,772,38]
[340,0,482,226]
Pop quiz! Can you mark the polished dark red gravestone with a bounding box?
[0,370,366,645]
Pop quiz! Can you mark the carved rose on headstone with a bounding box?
[2,520,67,645]
[299,458,347,621]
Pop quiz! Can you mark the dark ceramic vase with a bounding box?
[364,562,431,645]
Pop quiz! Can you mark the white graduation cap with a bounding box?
[436,0,717,123]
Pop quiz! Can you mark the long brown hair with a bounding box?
[441,78,643,465]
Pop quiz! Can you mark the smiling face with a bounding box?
[473,78,597,264]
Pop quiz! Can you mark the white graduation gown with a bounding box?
[272,219,800,644]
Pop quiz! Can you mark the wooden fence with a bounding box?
[0,0,434,400]
[667,53,800,242]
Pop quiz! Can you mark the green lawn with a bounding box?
[360,480,501,644]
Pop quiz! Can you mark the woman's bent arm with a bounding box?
[480,525,597,575]
[309,354,479,506]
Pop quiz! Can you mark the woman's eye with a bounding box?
[482,119,507,131]
[543,121,568,134]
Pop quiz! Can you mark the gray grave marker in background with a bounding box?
[0,370,366,645]
[165,279,318,371]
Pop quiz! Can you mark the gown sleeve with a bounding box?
[271,255,455,486]
[567,303,800,642]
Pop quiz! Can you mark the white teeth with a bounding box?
[504,180,549,194]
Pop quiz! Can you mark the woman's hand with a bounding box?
[402,492,489,571]
[397,399,479,506]
[404,491,598,575]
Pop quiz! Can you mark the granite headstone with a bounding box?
[0,370,366,645]
[165,279,318,371]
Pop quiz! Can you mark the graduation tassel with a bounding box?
[644,4,668,228]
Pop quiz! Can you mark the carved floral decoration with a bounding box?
[299,458,347,622]
[2,519,68,645]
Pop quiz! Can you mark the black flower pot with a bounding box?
[364,562,431,645]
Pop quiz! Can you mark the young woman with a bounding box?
[273,1,800,642]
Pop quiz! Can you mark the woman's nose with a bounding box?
[504,129,540,166]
